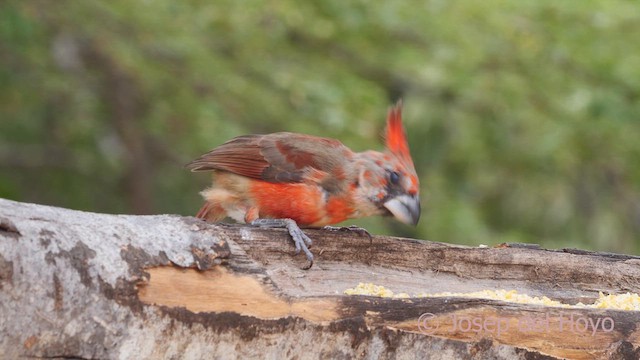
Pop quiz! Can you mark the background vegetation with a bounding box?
[2,0,639,253]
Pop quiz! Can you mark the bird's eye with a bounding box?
[389,171,400,185]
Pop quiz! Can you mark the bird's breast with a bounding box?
[249,180,354,226]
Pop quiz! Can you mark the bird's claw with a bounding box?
[251,218,314,269]
[323,225,372,241]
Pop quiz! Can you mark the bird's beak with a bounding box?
[384,195,421,226]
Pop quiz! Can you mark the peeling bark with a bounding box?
[1,198,639,359]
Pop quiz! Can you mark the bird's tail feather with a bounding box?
[196,202,225,222]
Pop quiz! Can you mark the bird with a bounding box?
[187,101,420,269]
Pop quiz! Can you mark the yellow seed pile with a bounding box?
[343,283,640,311]
[590,292,640,311]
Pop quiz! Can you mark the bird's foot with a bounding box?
[251,218,314,270]
[323,225,372,241]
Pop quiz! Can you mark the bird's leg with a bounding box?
[251,218,314,269]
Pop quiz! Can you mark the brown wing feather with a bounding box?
[186,135,269,178]
[186,132,355,188]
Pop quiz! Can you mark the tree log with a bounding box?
[1,197,639,359]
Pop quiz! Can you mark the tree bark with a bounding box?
[1,197,639,359]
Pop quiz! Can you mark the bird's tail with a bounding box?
[196,202,226,222]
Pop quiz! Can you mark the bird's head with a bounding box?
[352,101,421,226]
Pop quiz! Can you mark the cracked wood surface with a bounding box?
[1,197,640,359]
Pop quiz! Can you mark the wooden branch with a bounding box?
[1,197,639,359]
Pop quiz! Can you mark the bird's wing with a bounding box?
[186,132,354,187]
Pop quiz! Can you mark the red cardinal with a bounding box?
[187,101,420,268]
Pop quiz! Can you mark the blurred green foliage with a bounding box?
[1,0,639,253]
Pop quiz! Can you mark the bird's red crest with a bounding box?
[385,100,413,165]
